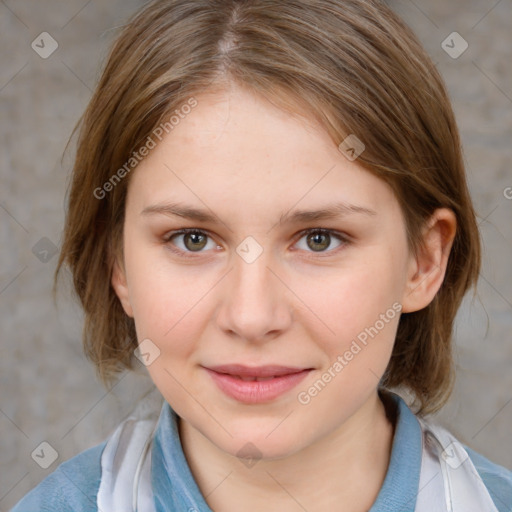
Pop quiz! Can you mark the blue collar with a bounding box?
[151,392,422,511]
[369,392,422,511]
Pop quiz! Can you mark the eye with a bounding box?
[294,228,348,255]
[164,228,219,257]
[163,227,350,258]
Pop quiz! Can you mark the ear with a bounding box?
[111,256,134,318]
[401,208,457,313]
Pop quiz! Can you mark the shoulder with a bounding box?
[10,441,107,512]
[465,445,512,512]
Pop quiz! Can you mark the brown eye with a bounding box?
[182,231,208,251]
[295,228,348,254]
[306,231,331,251]
[165,228,216,255]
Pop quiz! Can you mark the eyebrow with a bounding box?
[140,201,377,225]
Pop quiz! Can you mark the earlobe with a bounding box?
[111,257,134,318]
[401,208,457,313]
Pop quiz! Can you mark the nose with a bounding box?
[215,248,293,343]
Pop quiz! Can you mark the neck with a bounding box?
[178,391,396,512]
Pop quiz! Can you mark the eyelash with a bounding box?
[163,227,351,259]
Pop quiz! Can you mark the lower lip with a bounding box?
[204,368,312,404]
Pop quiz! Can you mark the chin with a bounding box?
[216,424,307,463]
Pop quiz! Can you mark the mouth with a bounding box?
[228,375,282,382]
[202,364,313,404]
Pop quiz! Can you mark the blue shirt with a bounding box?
[11,393,512,511]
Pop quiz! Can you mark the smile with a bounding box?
[202,364,313,404]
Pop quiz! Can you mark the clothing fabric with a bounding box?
[10,390,512,511]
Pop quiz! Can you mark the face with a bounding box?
[112,83,421,460]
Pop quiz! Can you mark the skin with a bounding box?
[112,82,456,511]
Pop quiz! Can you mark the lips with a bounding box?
[205,364,310,378]
[203,364,313,404]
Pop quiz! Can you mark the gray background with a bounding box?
[0,0,511,509]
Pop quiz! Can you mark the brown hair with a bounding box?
[54,0,481,415]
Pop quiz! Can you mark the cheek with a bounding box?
[126,259,213,401]
[123,241,210,348]
[293,256,404,350]
[294,266,401,412]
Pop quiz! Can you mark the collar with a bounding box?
[369,391,422,511]
[151,392,422,512]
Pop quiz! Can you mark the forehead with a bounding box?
[161,85,332,163]
[125,85,400,224]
